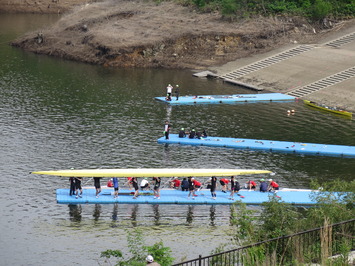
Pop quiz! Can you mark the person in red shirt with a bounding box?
[246,180,256,191]
[219,178,229,193]
[170,177,181,189]
[192,178,201,196]
[268,179,279,192]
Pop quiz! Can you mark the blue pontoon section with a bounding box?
[157,135,355,158]
[155,93,296,105]
[57,188,319,205]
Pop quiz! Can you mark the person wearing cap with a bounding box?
[268,179,279,192]
[107,178,114,187]
[259,178,268,192]
[229,176,241,200]
[178,128,186,138]
[140,178,150,191]
[175,84,180,100]
[146,255,161,265]
[188,128,196,139]
[166,84,173,98]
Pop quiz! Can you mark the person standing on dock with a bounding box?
[166,84,173,99]
[74,177,83,199]
[69,177,76,196]
[153,176,161,199]
[94,177,102,198]
[229,176,240,200]
[113,177,119,199]
[131,177,139,199]
[175,84,180,100]
[164,121,171,140]
[210,176,217,200]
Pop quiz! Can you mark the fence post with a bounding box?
[199,254,202,266]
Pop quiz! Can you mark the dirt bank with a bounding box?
[11,0,344,70]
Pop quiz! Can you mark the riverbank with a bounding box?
[5,0,355,111]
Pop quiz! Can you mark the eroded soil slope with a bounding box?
[11,0,342,69]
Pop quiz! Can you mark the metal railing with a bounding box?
[173,219,354,266]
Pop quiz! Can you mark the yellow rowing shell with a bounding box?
[304,100,352,117]
[31,168,271,178]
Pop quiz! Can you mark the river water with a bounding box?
[0,14,354,266]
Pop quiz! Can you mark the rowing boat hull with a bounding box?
[31,168,271,177]
[304,100,352,117]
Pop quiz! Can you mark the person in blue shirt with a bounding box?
[113,177,119,199]
[259,178,268,192]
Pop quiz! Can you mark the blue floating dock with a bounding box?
[157,134,355,158]
[57,188,319,205]
[155,93,296,105]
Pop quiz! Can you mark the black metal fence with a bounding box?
[173,219,354,266]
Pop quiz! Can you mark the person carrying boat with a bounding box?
[74,177,83,199]
[181,177,189,191]
[259,179,268,192]
[140,178,150,191]
[113,177,119,199]
[220,178,229,193]
[164,121,171,140]
[94,177,102,198]
[210,176,217,200]
[131,177,139,199]
[69,177,76,196]
[153,176,161,199]
[268,179,279,192]
[192,178,202,196]
[246,180,256,191]
[187,176,195,199]
[170,177,181,189]
[229,176,240,200]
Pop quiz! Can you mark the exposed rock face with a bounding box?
[10,0,344,69]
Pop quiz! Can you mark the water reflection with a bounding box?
[130,205,138,227]
[186,206,194,224]
[93,204,101,222]
[209,205,216,226]
[166,105,172,121]
[152,204,160,226]
[68,204,82,222]
[112,203,119,222]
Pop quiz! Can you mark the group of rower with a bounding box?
[69,176,279,200]
[178,128,207,139]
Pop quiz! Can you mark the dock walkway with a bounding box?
[157,134,355,158]
[155,93,295,105]
[57,188,318,205]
